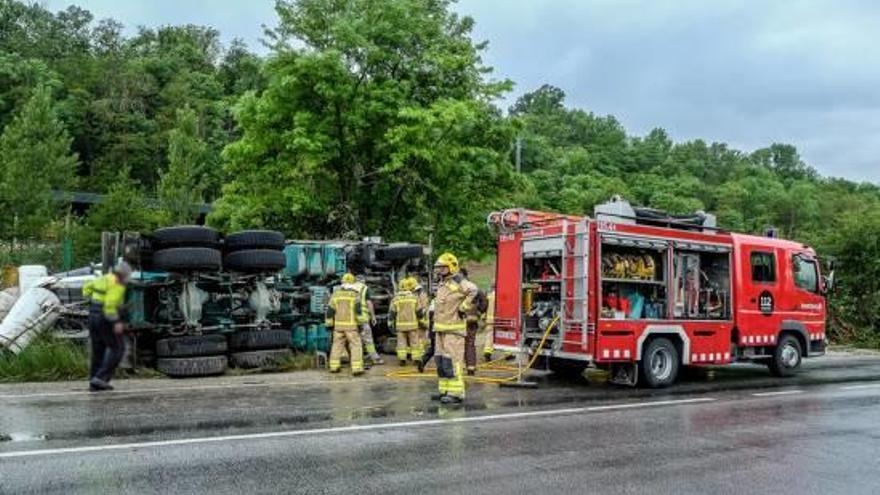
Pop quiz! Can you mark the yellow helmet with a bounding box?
[400,277,417,291]
[341,273,356,284]
[434,252,460,274]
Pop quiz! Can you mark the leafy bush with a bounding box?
[0,336,89,382]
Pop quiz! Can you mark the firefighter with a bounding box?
[82,261,132,392]
[325,273,365,375]
[389,277,423,365]
[460,268,484,376]
[432,252,478,404]
[479,285,496,361]
[350,274,384,365]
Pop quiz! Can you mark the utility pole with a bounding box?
[515,137,522,173]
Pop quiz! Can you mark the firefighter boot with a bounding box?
[440,395,463,405]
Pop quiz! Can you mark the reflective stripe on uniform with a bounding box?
[392,293,419,331]
[435,322,466,332]
[328,291,359,330]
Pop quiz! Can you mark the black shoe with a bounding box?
[430,392,445,401]
[440,395,463,405]
[417,360,426,373]
[399,360,407,366]
[466,368,476,376]
[89,378,113,391]
[329,368,341,373]
[483,353,493,362]
[352,369,364,377]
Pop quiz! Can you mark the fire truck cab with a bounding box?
[488,197,828,388]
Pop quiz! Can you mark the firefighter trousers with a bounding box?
[329,328,363,374]
[476,324,494,362]
[396,328,422,362]
[435,331,465,399]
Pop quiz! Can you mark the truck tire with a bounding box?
[229,329,291,351]
[376,244,423,262]
[224,249,286,273]
[768,334,802,377]
[157,355,228,377]
[152,226,220,248]
[224,230,285,252]
[156,335,227,358]
[639,337,679,388]
[153,247,222,272]
[230,348,293,369]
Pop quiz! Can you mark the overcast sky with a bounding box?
[43,0,880,183]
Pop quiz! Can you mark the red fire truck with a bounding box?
[488,197,830,388]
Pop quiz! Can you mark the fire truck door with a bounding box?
[738,245,783,336]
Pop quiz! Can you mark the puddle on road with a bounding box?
[0,432,47,442]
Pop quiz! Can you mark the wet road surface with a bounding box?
[1,354,879,494]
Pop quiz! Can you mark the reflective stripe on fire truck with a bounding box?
[690,352,731,363]
[740,333,823,345]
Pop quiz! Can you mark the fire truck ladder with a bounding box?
[558,218,589,352]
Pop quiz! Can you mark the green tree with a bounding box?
[212,0,513,252]
[158,106,207,224]
[76,167,159,264]
[0,85,77,239]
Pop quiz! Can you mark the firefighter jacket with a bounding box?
[486,290,496,325]
[390,290,421,331]
[83,273,126,321]
[350,281,370,324]
[325,285,362,331]
[415,287,430,328]
[433,274,478,333]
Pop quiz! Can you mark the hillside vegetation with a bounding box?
[0,0,877,345]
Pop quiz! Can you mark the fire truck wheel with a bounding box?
[157,355,228,377]
[639,337,680,388]
[769,334,802,377]
[230,349,293,369]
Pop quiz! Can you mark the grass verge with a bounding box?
[0,337,89,382]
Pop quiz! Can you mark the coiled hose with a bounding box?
[385,316,560,385]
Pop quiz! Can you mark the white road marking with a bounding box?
[0,397,715,459]
[0,378,362,400]
[840,382,880,391]
[751,390,804,397]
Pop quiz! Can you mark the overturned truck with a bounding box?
[122,226,428,377]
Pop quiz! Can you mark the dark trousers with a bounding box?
[465,320,478,370]
[420,327,436,368]
[89,309,125,383]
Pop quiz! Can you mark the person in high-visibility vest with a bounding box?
[478,285,496,361]
[431,252,477,404]
[82,261,132,392]
[389,277,426,365]
[326,273,365,375]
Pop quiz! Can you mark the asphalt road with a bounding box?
[1,354,879,495]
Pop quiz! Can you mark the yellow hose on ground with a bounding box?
[384,316,560,385]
